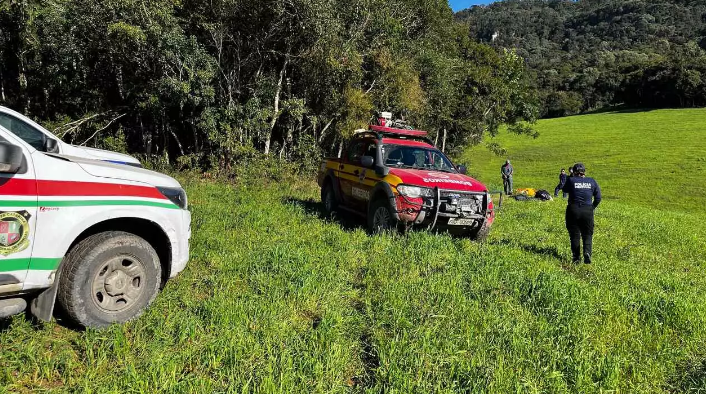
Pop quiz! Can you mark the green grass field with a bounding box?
[459,108,706,216]
[1,109,706,393]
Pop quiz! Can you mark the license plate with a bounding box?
[448,218,475,226]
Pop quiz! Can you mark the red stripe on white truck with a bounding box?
[0,178,166,199]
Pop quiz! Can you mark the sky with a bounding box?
[449,0,492,12]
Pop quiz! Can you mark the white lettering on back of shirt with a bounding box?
[574,182,592,189]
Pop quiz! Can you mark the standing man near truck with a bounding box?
[501,159,514,196]
[562,162,602,264]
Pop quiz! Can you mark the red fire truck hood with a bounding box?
[389,168,488,192]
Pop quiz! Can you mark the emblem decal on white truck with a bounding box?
[0,211,30,255]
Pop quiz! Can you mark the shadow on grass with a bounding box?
[491,238,564,261]
[283,197,364,232]
[581,106,657,116]
[669,358,706,392]
[1,305,86,333]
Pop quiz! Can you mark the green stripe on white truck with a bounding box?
[0,257,62,272]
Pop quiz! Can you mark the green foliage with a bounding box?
[458,0,706,116]
[0,0,537,167]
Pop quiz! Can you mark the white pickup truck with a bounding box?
[0,108,191,328]
[0,106,142,167]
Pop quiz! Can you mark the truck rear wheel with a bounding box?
[57,231,161,328]
[321,182,337,216]
[368,198,399,234]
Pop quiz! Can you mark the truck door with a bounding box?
[355,141,382,204]
[0,126,38,296]
[338,140,366,206]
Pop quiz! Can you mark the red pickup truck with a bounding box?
[317,125,495,239]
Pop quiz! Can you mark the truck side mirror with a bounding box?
[0,142,23,173]
[44,137,59,153]
[457,164,468,175]
[361,155,374,168]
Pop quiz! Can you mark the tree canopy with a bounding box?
[0,0,537,169]
[458,0,706,117]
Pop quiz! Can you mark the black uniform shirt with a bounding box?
[562,176,602,208]
[501,164,513,176]
[559,173,567,185]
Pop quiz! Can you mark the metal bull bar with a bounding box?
[395,187,489,231]
[429,186,441,230]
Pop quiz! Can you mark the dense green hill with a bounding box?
[460,108,706,216]
[457,0,706,116]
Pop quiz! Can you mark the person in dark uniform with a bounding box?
[554,168,568,198]
[562,163,601,264]
[501,159,514,195]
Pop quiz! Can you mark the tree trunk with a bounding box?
[337,141,343,158]
[434,130,439,147]
[116,64,125,100]
[441,128,447,153]
[318,118,334,143]
[19,54,29,112]
[0,69,5,102]
[265,59,288,155]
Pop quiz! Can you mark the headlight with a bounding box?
[397,184,434,198]
[157,186,188,210]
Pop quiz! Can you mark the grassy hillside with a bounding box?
[1,110,706,393]
[459,108,706,216]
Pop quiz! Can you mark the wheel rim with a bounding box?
[91,255,147,313]
[373,206,391,231]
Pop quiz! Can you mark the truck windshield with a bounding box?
[382,144,457,173]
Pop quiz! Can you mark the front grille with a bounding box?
[439,191,485,216]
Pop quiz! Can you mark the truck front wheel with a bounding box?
[468,221,491,242]
[368,198,399,234]
[58,231,162,328]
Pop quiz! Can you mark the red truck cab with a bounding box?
[317,125,495,239]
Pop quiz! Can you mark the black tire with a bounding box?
[368,198,399,234]
[321,182,338,216]
[468,221,491,242]
[57,231,161,328]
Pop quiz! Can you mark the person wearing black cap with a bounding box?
[562,163,601,264]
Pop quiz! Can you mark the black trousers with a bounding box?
[554,183,567,197]
[565,204,594,262]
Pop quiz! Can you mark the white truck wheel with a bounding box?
[57,231,161,328]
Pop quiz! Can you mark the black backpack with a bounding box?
[535,190,552,201]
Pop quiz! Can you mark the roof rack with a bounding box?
[368,125,434,145]
[369,125,428,138]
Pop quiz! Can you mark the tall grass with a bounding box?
[1,109,706,393]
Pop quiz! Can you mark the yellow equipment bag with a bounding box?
[515,188,536,197]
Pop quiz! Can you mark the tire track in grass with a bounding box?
[283,194,382,390]
[349,266,380,389]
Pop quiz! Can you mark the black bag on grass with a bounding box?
[535,190,552,201]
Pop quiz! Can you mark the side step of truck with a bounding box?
[0,298,27,319]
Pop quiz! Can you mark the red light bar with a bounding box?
[369,125,428,138]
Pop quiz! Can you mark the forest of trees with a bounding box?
[458,0,706,117]
[0,0,537,170]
